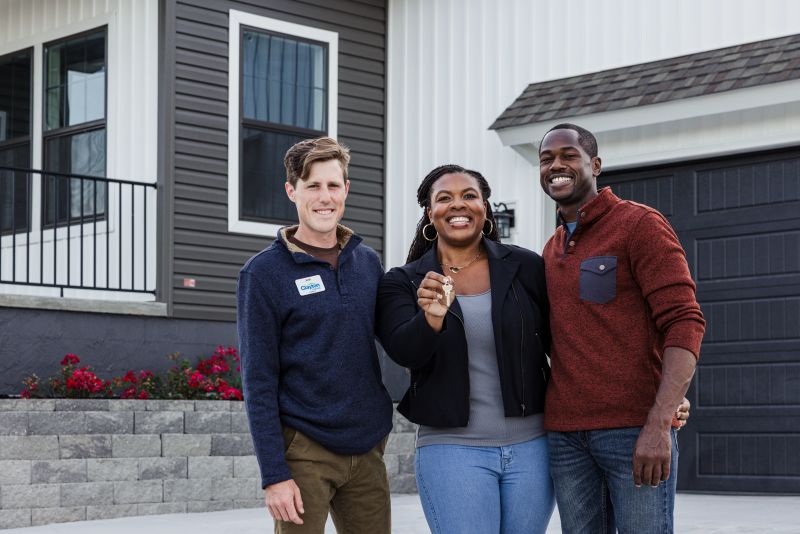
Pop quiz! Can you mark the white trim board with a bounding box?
[0,294,164,316]
[227,9,339,237]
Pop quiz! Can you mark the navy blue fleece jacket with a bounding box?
[237,225,393,489]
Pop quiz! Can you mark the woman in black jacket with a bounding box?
[376,165,555,534]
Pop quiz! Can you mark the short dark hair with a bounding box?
[541,123,598,158]
[283,137,351,187]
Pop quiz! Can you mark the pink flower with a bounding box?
[139,370,154,380]
[188,371,205,389]
[61,354,80,366]
[220,387,243,400]
[122,371,138,384]
[198,355,229,375]
[197,359,213,375]
[20,389,31,399]
[66,367,105,394]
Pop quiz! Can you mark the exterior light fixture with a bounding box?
[492,202,515,239]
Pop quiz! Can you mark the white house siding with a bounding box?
[385,0,800,268]
[0,0,159,301]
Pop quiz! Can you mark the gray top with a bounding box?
[416,289,545,448]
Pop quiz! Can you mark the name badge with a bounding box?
[295,275,326,296]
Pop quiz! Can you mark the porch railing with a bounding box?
[0,166,157,296]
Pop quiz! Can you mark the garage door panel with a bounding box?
[681,414,800,492]
[682,222,800,287]
[696,229,800,282]
[696,156,800,213]
[669,204,800,232]
[697,362,800,407]
[697,430,800,473]
[700,295,800,344]
[608,173,676,216]
[603,147,800,493]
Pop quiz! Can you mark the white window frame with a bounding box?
[227,10,338,237]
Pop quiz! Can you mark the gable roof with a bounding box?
[490,33,800,131]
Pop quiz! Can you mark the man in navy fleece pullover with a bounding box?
[237,137,393,533]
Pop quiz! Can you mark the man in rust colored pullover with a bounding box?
[539,123,705,534]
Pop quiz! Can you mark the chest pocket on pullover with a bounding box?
[579,256,617,304]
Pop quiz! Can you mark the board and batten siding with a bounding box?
[0,0,160,302]
[384,0,800,270]
[0,0,159,189]
[165,0,386,322]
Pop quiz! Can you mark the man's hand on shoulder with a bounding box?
[265,479,304,524]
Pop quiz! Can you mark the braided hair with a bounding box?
[405,164,500,263]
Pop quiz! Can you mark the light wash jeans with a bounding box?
[415,436,554,534]
[548,427,679,534]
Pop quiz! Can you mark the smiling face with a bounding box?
[285,158,349,246]
[539,128,602,215]
[426,172,487,247]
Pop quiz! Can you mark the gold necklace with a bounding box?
[440,250,483,274]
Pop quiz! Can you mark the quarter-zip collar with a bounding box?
[277,224,360,266]
[556,187,617,232]
[556,187,619,254]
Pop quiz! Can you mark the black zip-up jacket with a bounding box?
[376,238,551,427]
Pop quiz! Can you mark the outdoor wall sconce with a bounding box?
[492,202,515,239]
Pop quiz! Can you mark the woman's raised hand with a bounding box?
[417,271,453,322]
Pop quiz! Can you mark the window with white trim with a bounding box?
[228,10,338,237]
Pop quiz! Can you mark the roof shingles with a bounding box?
[490,33,800,130]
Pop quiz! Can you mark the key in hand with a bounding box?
[441,277,454,307]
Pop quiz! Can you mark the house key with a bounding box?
[441,277,454,307]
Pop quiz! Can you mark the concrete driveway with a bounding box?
[4,493,799,533]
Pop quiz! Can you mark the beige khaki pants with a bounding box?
[275,427,390,534]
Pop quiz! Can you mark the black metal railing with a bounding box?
[0,166,156,295]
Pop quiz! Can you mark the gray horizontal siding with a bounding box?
[167,0,386,322]
[174,244,257,266]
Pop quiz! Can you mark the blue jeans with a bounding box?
[548,427,679,534]
[415,436,554,534]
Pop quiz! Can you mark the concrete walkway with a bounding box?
[4,493,800,533]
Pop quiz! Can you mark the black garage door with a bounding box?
[601,148,800,494]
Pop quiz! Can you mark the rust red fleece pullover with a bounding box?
[543,188,705,431]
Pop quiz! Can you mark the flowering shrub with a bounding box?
[21,354,112,399]
[20,346,242,401]
[111,370,160,400]
[163,346,243,401]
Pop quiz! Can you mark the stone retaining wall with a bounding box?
[0,399,417,529]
